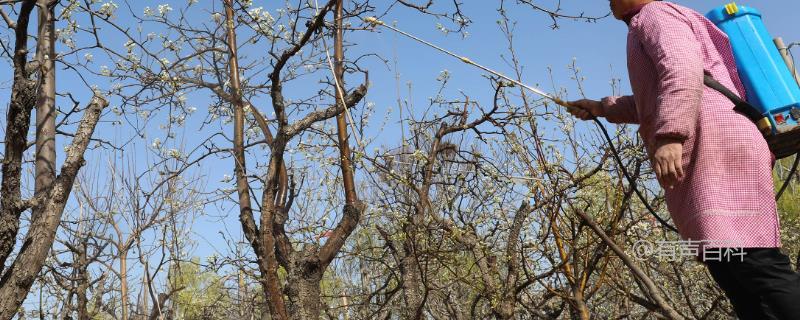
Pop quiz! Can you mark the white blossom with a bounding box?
[151,138,162,149]
[435,22,449,35]
[124,39,135,51]
[126,52,140,64]
[158,4,172,16]
[168,149,182,159]
[436,69,450,82]
[411,149,427,161]
[245,127,259,138]
[98,1,118,17]
[249,7,263,19]
[63,38,76,49]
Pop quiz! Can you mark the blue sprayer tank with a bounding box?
[707,3,800,134]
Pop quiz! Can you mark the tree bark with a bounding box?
[146,293,168,320]
[399,207,424,320]
[76,241,90,320]
[0,96,108,319]
[0,0,36,273]
[33,0,56,222]
[332,0,356,205]
[286,250,324,319]
[120,251,129,320]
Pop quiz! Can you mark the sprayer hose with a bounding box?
[592,117,680,233]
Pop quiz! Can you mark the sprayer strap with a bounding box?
[703,72,764,124]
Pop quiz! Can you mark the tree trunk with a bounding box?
[332,0,356,206]
[237,271,252,320]
[399,221,424,320]
[0,0,36,274]
[570,291,591,320]
[33,0,56,222]
[286,251,324,320]
[120,250,129,320]
[0,96,107,319]
[91,275,106,319]
[146,293,168,320]
[76,241,90,320]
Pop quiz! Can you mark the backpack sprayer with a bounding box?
[706,2,800,160]
[706,2,800,199]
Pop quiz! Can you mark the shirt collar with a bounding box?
[622,3,651,25]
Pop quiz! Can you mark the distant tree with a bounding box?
[168,259,233,320]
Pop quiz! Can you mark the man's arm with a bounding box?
[632,5,703,142]
[602,95,639,124]
[631,5,704,187]
[567,95,638,122]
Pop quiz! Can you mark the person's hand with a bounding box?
[652,138,685,189]
[567,99,605,120]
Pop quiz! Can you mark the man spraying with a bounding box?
[568,0,800,318]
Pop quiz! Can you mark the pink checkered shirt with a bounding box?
[603,2,781,248]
